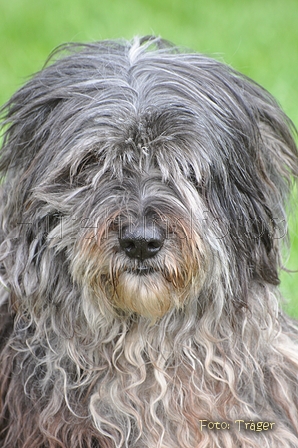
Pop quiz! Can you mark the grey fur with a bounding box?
[0,36,298,447]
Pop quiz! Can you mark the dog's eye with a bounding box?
[72,153,99,176]
[188,165,203,191]
[108,217,121,232]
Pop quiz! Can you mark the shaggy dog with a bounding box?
[0,36,298,448]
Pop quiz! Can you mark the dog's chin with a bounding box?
[113,270,183,321]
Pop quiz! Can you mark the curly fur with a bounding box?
[0,36,298,447]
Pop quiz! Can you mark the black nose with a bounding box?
[119,224,165,261]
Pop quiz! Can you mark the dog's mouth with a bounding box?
[126,265,156,276]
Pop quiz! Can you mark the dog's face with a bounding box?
[70,150,207,322]
[0,37,297,326]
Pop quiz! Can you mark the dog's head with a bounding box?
[1,37,297,324]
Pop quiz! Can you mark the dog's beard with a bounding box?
[112,271,174,320]
[72,225,204,322]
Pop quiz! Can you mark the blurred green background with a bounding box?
[1,0,297,315]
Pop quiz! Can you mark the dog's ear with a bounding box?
[194,66,298,294]
[245,82,297,284]
[0,44,91,181]
[240,75,298,247]
[247,78,298,188]
[0,86,64,204]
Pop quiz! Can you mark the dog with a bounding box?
[0,36,298,448]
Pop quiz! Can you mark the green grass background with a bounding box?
[1,0,297,315]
